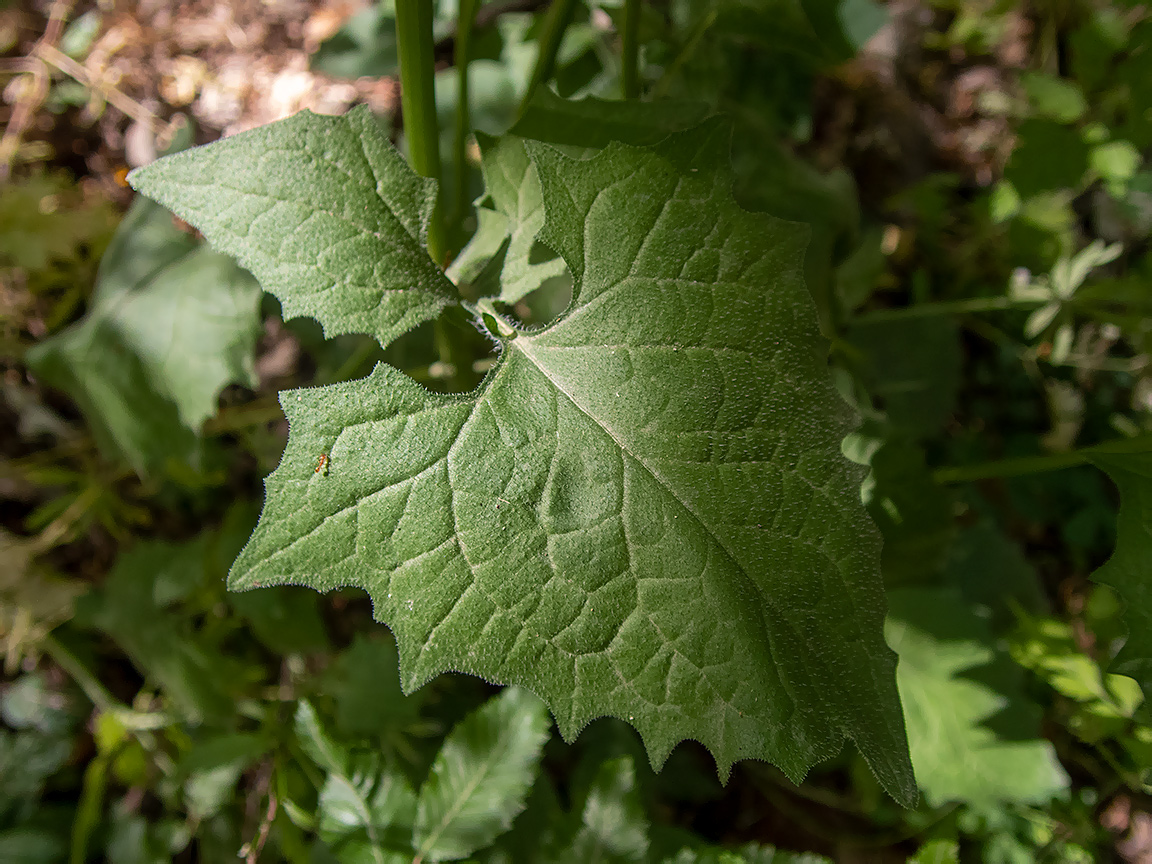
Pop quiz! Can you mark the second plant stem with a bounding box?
[395,0,447,266]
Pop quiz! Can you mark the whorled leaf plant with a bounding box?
[128,104,917,806]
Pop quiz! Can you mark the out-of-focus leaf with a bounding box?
[179,733,270,819]
[295,699,349,776]
[663,842,831,862]
[414,687,550,861]
[1021,72,1088,123]
[847,316,962,437]
[940,524,1047,634]
[318,754,417,854]
[508,89,711,150]
[553,756,649,864]
[26,198,262,472]
[0,728,72,825]
[311,6,398,79]
[1084,437,1152,708]
[0,828,67,864]
[0,171,116,273]
[227,587,329,655]
[887,588,1069,808]
[1,673,76,734]
[1010,614,1143,744]
[83,540,239,723]
[0,531,85,669]
[907,839,959,864]
[865,441,957,586]
[328,633,419,739]
[1004,121,1088,198]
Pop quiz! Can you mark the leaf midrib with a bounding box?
[513,336,764,610]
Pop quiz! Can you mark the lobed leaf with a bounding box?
[224,118,914,803]
[128,106,455,348]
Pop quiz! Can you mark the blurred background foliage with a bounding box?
[2,0,1152,861]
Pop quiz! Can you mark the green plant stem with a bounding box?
[518,0,578,116]
[856,295,1048,323]
[42,632,117,712]
[933,435,1152,484]
[652,8,716,98]
[454,0,479,230]
[395,0,446,266]
[621,0,641,99]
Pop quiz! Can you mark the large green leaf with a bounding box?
[128,106,455,348]
[414,687,550,862]
[1086,438,1152,704]
[26,197,261,471]
[887,588,1069,808]
[139,114,913,803]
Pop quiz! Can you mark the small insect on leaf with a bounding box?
[315,453,329,476]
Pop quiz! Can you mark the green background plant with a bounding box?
[4,0,1152,861]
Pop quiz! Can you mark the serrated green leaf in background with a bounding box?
[128,106,455,348]
[552,755,649,864]
[1086,438,1152,708]
[144,113,914,803]
[26,197,261,472]
[887,588,1069,808]
[294,700,418,857]
[414,687,550,862]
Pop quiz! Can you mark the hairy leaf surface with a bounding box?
[128,106,455,348]
[221,119,913,803]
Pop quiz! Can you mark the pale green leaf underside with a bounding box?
[128,106,454,348]
[230,120,914,804]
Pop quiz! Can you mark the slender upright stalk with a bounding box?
[518,0,578,116]
[621,0,642,99]
[395,0,447,265]
[454,0,480,227]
